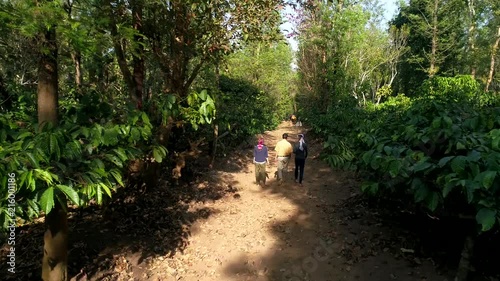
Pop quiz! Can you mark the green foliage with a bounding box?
[418,75,482,103]
[225,40,296,122]
[0,110,156,231]
[216,76,278,143]
[311,75,500,233]
[183,90,216,130]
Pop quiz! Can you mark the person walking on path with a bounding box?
[274,133,293,184]
[253,136,269,187]
[293,133,308,186]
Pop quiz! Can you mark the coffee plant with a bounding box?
[310,75,500,232]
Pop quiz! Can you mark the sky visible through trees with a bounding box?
[280,0,399,52]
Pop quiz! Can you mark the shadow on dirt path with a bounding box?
[0,162,229,281]
[144,122,453,281]
[3,122,482,281]
[218,123,450,281]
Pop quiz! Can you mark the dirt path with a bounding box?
[144,122,449,281]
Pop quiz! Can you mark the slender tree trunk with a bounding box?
[486,26,500,92]
[467,0,477,78]
[429,0,439,77]
[42,201,68,281]
[107,0,143,108]
[66,2,82,95]
[38,27,59,126]
[209,64,220,168]
[71,51,82,94]
[132,0,144,109]
[37,23,67,281]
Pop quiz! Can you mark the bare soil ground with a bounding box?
[3,122,499,281]
[140,123,450,281]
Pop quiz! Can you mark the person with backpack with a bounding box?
[253,136,269,187]
[293,133,308,186]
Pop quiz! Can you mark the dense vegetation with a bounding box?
[0,0,499,280]
[294,0,499,280]
[0,0,294,280]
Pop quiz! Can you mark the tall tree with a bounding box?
[392,0,466,95]
[106,0,145,109]
[34,0,67,280]
[485,25,500,91]
[484,0,500,91]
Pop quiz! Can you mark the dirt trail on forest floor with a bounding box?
[144,122,450,281]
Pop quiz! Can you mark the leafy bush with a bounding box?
[216,76,279,144]
[0,110,158,230]
[308,75,500,233]
[358,94,500,231]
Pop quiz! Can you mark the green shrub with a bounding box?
[307,75,500,233]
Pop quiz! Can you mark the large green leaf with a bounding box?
[412,160,432,173]
[167,95,176,104]
[412,178,425,199]
[105,154,123,168]
[362,150,374,165]
[56,185,79,206]
[360,182,379,195]
[39,187,55,214]
[437,156,454,167]
[475,171,497,189]
[99,183,112,198]
[388,160,402,177]
[113,148,128,162]
[110,169,124,187]
[426,192,440,211]
[450,156,467,173]
[476,208,497,232]
[153,147,163,163]
[492,137,499,150]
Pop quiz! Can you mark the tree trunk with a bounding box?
[209,64,220,168]
[466,0,477,78]
[71,51,82,94]
[485,26,500,92]
[132,0,144,109]
[429,0,439,77]
[67,2,82,95]
[107,0,144,108]
[37,23,67,281]
[454,234,475,281]
[37,26,59,126]
[209,124,218,168]
[42,201,68,281]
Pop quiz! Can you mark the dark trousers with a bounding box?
[294,158,305,183]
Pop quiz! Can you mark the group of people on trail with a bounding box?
[252,132,308,187]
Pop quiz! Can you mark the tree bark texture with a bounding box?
[108,0,144,109]
[132,0,145,109]
[429,0,439,77]
[36,15,68,281]
[485,26,500,92]
[37,27,59,126]
[71,51,82,93]
[467,0,477,78]
[42,201,68,281]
